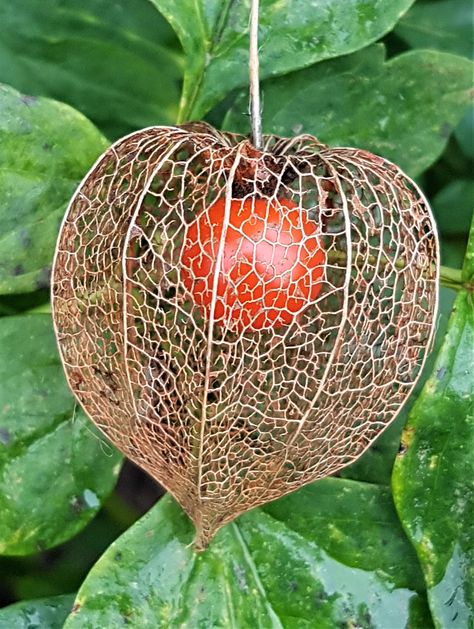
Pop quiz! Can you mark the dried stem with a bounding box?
[326,248,470,291]
[249,0,262,150]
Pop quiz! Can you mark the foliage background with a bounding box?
[0,0,472,627]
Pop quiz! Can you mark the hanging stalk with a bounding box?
[325,250,469,291]
[249,0,263,150]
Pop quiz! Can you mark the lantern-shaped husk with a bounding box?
[52,122,438,549]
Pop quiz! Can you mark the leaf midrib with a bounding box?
[231,521,284,628]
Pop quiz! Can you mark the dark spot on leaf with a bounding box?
[0,428,11,445]
[36,266,52,290]
[115,551,123,561]
[71,603,81,614]
[439,122,452,139]
[313,588,327,606]
[398,426,414,455]
[12,264,24,276]
[361,609,372,625]
[43,142,53,152]
[70,495,86,514]
[445,585,461,606]
[20,94,38,106]
[287,580,298,592]
[19,229,32,248]
[437,366,447,380]
[398,442,408,455]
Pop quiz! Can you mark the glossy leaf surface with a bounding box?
[151,0,415,120]
[396,0,473,59]
[0,594,74,629]
[393,219,474,627]
[433,180,474,237]
[64,479,432,628]
[393,0,474,163]
[0,314,122,555]
[0,83,107,295]
[455,108,474,160]
[0,0,181,138]
[224,46,474,177]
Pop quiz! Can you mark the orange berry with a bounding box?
[181,197,325,331]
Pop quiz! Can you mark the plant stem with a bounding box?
[249,0,262,149]
[439,265,464,287]
[325,248,469,291]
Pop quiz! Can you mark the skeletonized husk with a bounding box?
[51,122,439,550]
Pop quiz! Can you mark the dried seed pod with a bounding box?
[52,122,439,549]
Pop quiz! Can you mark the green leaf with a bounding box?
[0,314,122,555]
[0,290,50,317]
[393,0,474,163]
[0,594,74,629]
[339,414,407,485]
[0,82,108,296]
[151,0,416,121]
[433,179,474,238]
[441,239,469,273]
[224,46,474,177]
[0,507,132,602]
[0,0,182,139]
[455,106,474,159]
[396,0,474,59]
[64,479,432,628]
[392,218,474,627]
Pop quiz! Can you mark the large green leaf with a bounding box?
[393,219,474,627]
[64,479,432,628]
[0,594,74,629]
[455,107,474,160]
[0,0,182,139]
[224,46,474,177]
[151,0,415,121]
[396,0,474,59]
[0,314,122,555]
[433,180,474,238]
[392,0,474,163]
[0,83,107,295]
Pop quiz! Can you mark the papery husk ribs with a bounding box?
[52,123,438,549]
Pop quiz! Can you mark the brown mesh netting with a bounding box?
[52,122,438,549]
